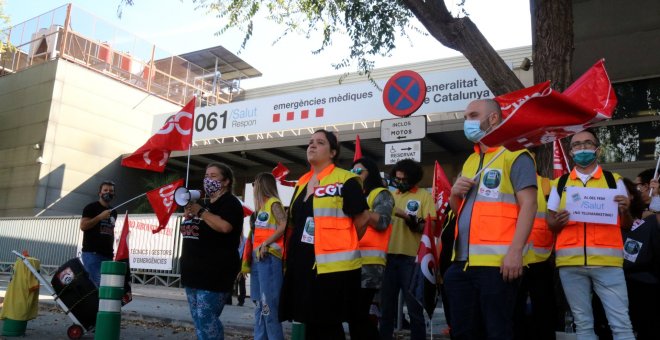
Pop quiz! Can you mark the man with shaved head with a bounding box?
[444,99,538,339]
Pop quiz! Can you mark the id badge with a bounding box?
[301,217,315,244]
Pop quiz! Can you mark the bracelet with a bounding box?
[197,208,208,218]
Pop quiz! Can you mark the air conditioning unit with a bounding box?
[28,25,62,60]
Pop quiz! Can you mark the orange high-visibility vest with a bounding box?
[554,167,624,267]
[289,164,361,274]
[359,187,393,266]
[253,197,285,257]
[456,146,532,266]
[525,176,554,264]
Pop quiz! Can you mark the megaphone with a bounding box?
[174,187,201,206]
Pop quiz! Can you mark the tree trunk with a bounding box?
[530,0,574,177]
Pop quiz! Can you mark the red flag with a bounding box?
[147,178,184,234]
[353,134,363,162]
[553,140,570,179]
[272,162,296,187]
[121,97,196,172]
[481,60,616,151]
[115,211,130,261]
[432,161,452,237]
[238,198,254,218]
[410,215,438,318]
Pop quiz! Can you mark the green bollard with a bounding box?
[94,261,126,340]
[291,321,305,340]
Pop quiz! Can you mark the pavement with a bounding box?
[0,273,451,339]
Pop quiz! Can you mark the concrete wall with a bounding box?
[0,59,180,217]
[573,0,660,80]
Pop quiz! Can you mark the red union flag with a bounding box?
[553,140,570,179]
[432,161,452,237]
[353,134,363,162]
[115,211,130,261]
[147,178,184,234]
[410,215,438,318]
[121,97,196,172]
[272,162,296,187]
[481,60,616,150]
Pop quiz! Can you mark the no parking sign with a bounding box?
[383,70,427,117]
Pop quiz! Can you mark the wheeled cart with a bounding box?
[11,250,99,339]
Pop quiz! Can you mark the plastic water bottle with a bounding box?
[564,311,574,333]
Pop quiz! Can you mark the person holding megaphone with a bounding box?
[179,162,244,340]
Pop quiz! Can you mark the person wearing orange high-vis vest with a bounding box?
[348,157,394,340]
[445,99,537,340]
[547,129,635,340]
[241,172,286,340]
[514,175,557,340]
[279,130,371,340]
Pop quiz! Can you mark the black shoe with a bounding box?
[237,301,244,307]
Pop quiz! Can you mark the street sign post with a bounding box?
[380,115,427,143]
[385,141,422,165]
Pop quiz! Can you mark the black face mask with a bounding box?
[101,193,114,203]
[397,182,412,193]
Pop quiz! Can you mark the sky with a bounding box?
[4,0,532,89]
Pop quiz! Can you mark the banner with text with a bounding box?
[77,215,177,270]
[153,67,496,140]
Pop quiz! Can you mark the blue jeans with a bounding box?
[185,287,229,340]
[443,262,519,340]
[559,266,635,340]
[251,253,285,340]
[81,252,112,287]
[379,254,426,340]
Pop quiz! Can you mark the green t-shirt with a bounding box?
[388,188,437,256]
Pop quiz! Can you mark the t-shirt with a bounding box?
[81,201,117,258]
[180,192,244,292]
[454,153,537,261]
[388,187,437,257]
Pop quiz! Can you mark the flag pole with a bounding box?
[185,143,192,187]
[558,139,571,171]
[651,156,660,197]
[113,192,147,211]
[472,148,507,180]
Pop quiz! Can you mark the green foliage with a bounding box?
[194,0,422,83]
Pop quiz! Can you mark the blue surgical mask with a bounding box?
[572,149,597,167]
[463,119,486,142]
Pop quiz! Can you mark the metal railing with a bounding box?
[0,4,238,106]
[0,215,185,287]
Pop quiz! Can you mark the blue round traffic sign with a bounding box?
[383,70,427,117]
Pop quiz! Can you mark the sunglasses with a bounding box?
[350,168,365,175]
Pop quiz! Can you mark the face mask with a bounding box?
[463,114,496,143]
[101,193,114,203]
[572,149,597,167]
[397,182,412,193]
[204,177,223,196]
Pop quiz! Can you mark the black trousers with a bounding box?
[513,260,557,340]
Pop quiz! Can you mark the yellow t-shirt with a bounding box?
[387,188,437,256]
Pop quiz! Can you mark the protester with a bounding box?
[635,168,660,218]
[594,177,660,339]
[443,99,537,339]
[379,159,437,340]
[80,180,118,287]
[180,162,244,340]
[347,157,394,340]
[242,172,286,340]
[279,129,371,340]
[514,175,556,340]
[546,129,635,339]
